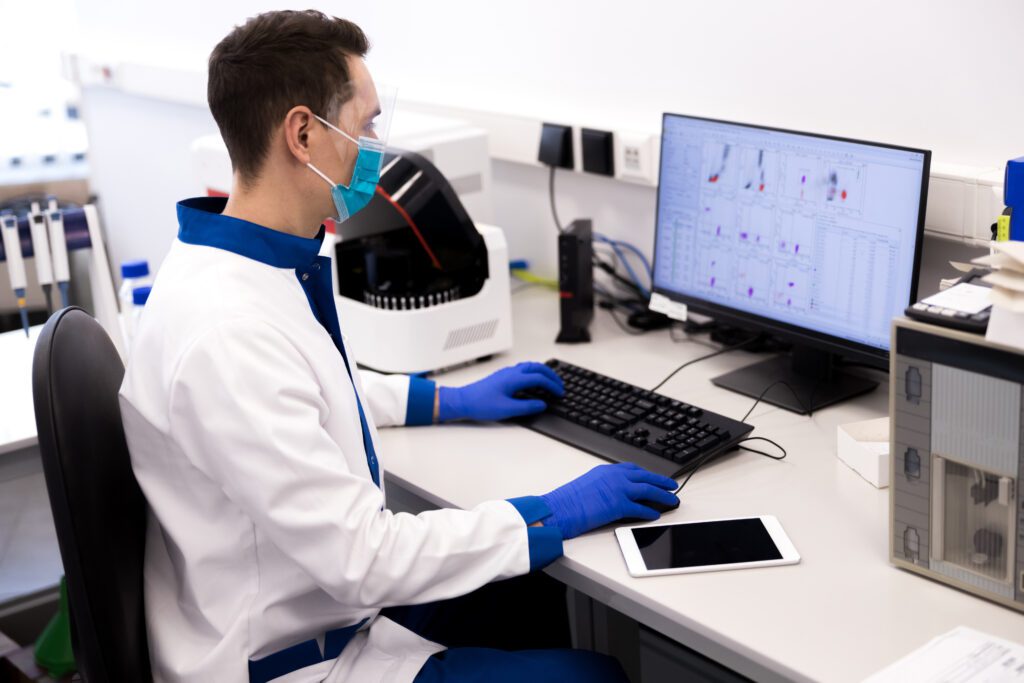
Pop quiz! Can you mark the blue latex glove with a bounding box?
[540,463,679,539]
[438,361,564,422]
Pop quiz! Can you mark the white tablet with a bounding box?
[615,515,800,577]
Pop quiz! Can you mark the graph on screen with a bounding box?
[654,115,925,351]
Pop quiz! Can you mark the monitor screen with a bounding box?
[652,114,928,356]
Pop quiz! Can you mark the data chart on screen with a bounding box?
[653,115,926,351]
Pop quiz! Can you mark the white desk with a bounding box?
[379,287,1024,683]
[0,325,43,455]
[2,295,1022,679]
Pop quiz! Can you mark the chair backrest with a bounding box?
[32,307,152,682]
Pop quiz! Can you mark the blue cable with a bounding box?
[610,241,649,298]
[595,234,650,298]
[595,235,653,283]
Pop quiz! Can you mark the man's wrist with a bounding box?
[433,387,440,423]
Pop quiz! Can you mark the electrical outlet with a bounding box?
[615,131,657,185]
[624,145,641,171]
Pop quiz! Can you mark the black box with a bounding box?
[556,219,594,343]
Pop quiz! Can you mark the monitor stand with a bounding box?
[711,346,878,415]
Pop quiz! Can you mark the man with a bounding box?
[119,10,679,682]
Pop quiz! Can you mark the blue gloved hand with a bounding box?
[540,463,679,539]
[437,361,564,422]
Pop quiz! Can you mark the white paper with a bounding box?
[972,252,1024,273]
[991,287,1024,314]
[991,240,1024,264]
[864,627,1024,683]
[921,283,993,314]
[984,270,1024,293]
[987,304,1024,349]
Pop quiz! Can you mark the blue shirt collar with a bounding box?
[176,196,324,269]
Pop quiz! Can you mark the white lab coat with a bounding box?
[119,222,549,682]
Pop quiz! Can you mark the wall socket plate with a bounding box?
[615,131,658,185]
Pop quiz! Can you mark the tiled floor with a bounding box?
[0,449,62,604]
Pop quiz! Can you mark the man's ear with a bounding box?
[283,106,314,165]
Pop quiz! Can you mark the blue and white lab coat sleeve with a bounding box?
[166,318,558,608]
[357,368,436,427]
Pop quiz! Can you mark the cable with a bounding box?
[593,255,645,299]
[606,306,648,335]
[510,269,558,288]
[606,240,650,298]
[738,379,817,423]
[595,285,645,311]
[594,234,654,284]
[593,234,650,297]
[548,166,564,233]
[737,436,788,460]
[650,334,762,392]
[672,436,786,495]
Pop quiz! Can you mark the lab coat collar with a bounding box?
[177,197,324,269]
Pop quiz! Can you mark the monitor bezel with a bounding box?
[651,112,931,367]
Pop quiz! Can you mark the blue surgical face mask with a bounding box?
[307,114,385,223]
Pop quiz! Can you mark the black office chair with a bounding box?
[32,307,152,682]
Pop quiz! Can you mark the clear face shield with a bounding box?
[307,82,397,222]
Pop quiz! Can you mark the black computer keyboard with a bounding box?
[516,359,754,478]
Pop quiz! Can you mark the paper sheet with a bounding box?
[972,252,1024,274]
[991,287,1024,313]
[920,283,993,314]
[991,240,1024,264]
[984,270,1024,293]
[864,627,1024,683]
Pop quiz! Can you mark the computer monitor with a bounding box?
[652,113,930,413]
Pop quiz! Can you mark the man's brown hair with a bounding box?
[208,10,369,185]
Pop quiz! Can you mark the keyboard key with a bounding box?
[644,443,668,456]
[696,436,718,449]
[674,446,699,462]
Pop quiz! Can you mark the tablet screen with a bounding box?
[631,518,783,570]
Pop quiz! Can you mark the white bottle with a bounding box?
[119,260,151,347]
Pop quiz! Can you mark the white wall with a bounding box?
[71,0,1024,279]
[74,0,1024,168]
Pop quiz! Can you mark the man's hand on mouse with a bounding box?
[434,361,564,422]
[538,463,680,538]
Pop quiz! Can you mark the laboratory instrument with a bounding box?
[891,316,1024,613]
